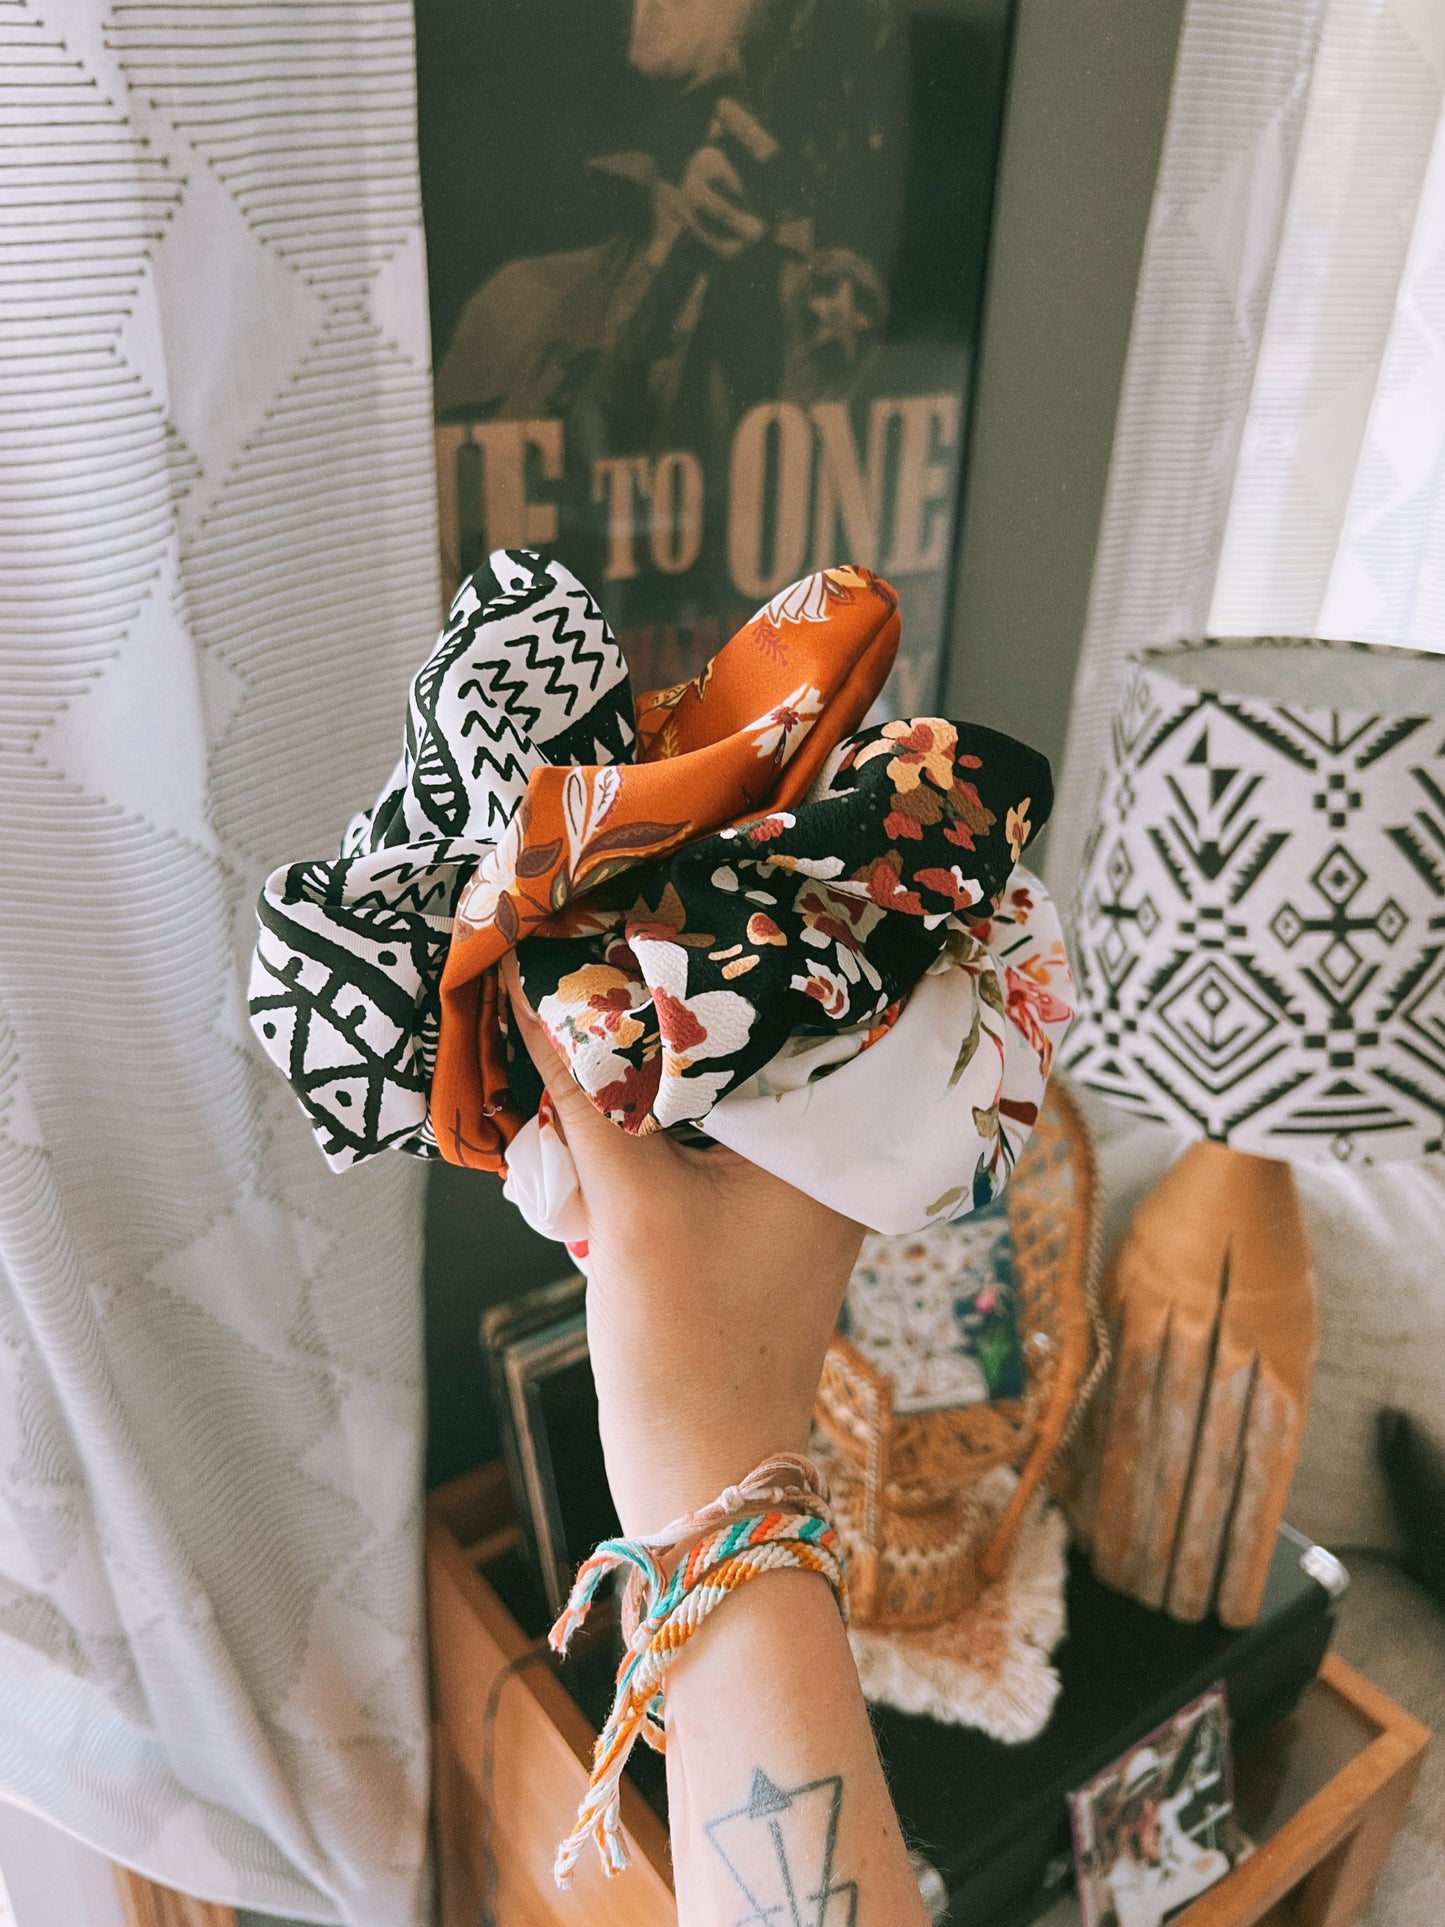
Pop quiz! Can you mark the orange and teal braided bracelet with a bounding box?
[548,1489,849,1887]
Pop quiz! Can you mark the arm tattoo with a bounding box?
[705,1767,859,1925]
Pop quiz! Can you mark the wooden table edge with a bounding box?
[425,1500,675,1887]
[1175,1649,1430,1925]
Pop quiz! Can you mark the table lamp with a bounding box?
[1064,637,1444,1627]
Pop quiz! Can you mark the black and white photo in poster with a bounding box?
[1069,1687,1247,1927]
[416,0,1015,712]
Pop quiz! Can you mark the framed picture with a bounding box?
[416,0,1017,714]
[1068,1685,1246,1927]
[480,1275,620,1615]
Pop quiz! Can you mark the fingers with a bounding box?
[498,952,597,1135]
[498,952,657,1191]
[680,146,768,255]
[709,97,778,166]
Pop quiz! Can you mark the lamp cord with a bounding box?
[476,1641,553,1927]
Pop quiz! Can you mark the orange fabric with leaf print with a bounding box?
[431,565,902,1168]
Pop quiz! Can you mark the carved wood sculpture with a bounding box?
[1068,1140,1318,1628]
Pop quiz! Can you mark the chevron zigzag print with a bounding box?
[1065,643,1445,1161]
[251,550,634,1163]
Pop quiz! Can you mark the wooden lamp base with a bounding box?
[1069,1139,1319,1627]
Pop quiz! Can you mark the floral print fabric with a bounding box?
[504,714,1049,1143]
[435,560,927,1165]
[502,868,1076,1249]
[250,547,1063,1188]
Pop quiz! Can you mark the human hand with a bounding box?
[1078,1141,1318,1626]
[500,953,863,1536]
[661,140,769,260]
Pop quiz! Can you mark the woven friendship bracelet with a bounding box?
[628,1452,833,1553]
[547,1458,848,1887]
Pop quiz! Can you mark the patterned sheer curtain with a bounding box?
[1049,0,1445,896]
[0,3,437,1921]
[1046,0,1445,1560]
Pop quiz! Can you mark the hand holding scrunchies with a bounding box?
[249,549,1073,1239]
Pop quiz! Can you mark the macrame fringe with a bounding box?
[849,1471,1069,1744]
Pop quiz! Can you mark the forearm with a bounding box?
[664,1569,928,1926]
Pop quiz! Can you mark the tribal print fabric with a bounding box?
[250,551,633,1163]
[251,551,1062,1203]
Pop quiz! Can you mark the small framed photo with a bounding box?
[1069,1685,1245,1927]
[480,1274,619,1616]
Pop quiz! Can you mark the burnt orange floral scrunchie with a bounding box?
[434,562,903,1166]
[250,550,1052,1177]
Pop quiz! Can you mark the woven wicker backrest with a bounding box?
[814,1080,1100,1625]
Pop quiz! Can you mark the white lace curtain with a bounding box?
[1049,0,1445,897]
[0,3,437,1920]
[1046,0,1445,1560]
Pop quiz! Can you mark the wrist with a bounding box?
[550,1468,847,1886]
[664,1565,846,1722]
[603,1415,814,1538]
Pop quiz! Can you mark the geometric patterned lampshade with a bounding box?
[1064,639,1445,1163]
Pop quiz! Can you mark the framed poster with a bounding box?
[416,0,1016,714]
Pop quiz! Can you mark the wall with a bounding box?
[943,0,1187,787]
[423,1164,573,1488]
